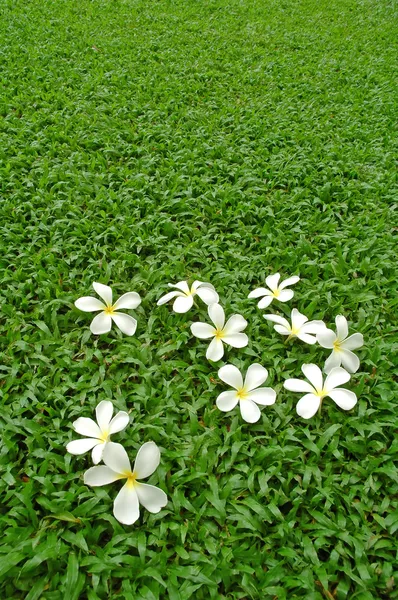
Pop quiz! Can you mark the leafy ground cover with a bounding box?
[0,0,397,598]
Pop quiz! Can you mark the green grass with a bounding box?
[1,0,397,598]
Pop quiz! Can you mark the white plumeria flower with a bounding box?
[84,441,167,525]
[284,363,357,419]
[157,280,219,313]
[317,315,364,374]
[191,303,248,362]
[216,364,276,423]
[264,308,326,344]
[66,401,129,464]
[75,282,141,336]
[248,273,300,309]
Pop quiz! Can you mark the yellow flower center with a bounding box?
[99,429,109,443]
[214,328,225,340]
[237,388,248,400]
[333,340,342,352]
[273,288,280,298]
[125,472,138,487]
[104,305,116,315]
[315,388,327,398]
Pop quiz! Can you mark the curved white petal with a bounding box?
[296,332,318,344]
[247,387,276,406]
[324,367,351,392]
[296,394,321,419]
[173,295,194,313]
[195,286,219,305]
[67,438,99,455]
[208,304,225,329]
[277,289,294,303]
[316,329,337,348]
[291,309,308,329]
[84,465,122,486]
[340,349,360,373]
[103,442,131,474]
[96,401,113,431]
[263,314,290,328]
[283,378,315,393]
[328,389,357,411]
[206,338,224,361]
[90,312,112,335]
[135,483,168,513]
[111,313,137,336]
[113,482,140,525]
[342,333,364,351]
[216,390,240,411]
[190,322,215,339]
[301,364,323,392]
[279,275,300,290]
[72,417,101,438]
[218,364,243,389]
[157,291,183,306]
[240,399,261,423]
[265,273,280,292]
[257,295,274,309]
[168,281,189,294]
[274,324,291,335]
[92,443,105,465]
[244,364,268,391]
[134,441,160,480]
[302,320,327,334]
[223,315,247,335]
[109,411,129,434]
[324,351,342,374]
[223,333,248,348]
[93,282,113,307]
[248,287,268,299]
[113,292,141,310]
[335,315,348,341]
[75,297,106,312]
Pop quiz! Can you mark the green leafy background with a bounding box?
[0,0,397,598]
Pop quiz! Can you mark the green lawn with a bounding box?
[1,0,397,598]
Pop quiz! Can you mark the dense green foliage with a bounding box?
[1,0,397,598]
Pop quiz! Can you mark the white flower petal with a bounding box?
[278,275,300,290]
[67,438,99,455]
[263,314,290,328]
[193,281,215,291]
[342,333,364,351]
[90,312,112,335]
[135,483,168,513]
[216,390,240,411]
[222,333,249,348]
[223,314,247,335]
[134,441,160,479]
[72,417,101,438]
[113,482,140,525]
[111,313,137,336]
[218,364,243,389]
[328,389,357,411]
[168,281,190,294]
[265,273,280,292]
[84,465,122,486]
[274,324,291,335]
[206,337,224,361]
[103,442,131,475]
[277,289,294,303]
[247,388,276,406]
[340,349,360,373]
[257,295,274,309]
[283,378,315,393]
[324,367,351,392]
[324,351,342,374]
[113,292,141,310]
[296,332,318,344]
[195,286,219,305]
[75,297,106,312]
[291,308,308,329]
[92,443,105,465]
[208,304,225,329]
[109,411,129,434]
[335,315,348,340]
[301,364,323,391]
[302,320,327,334]
[240,399,261,423]
[173,295,194,313]
[296,394,321,419]
[96,400,113,431]
[190,322,215,339]
[244,364,268,391]
[93,282,113,307]
[157,291,183,306]
[317,329,337,348]
[248,287,269,299]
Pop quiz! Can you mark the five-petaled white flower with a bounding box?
[84,441,168,525]
[216,364,276,423]
[157,280,219,313]
[66,401,129,464]
[284,364,357,419]
[248,273,300,309]
[191,303,248,361]
[75,282,141,336]
[317,315,364,374]
[264,308,326,344]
